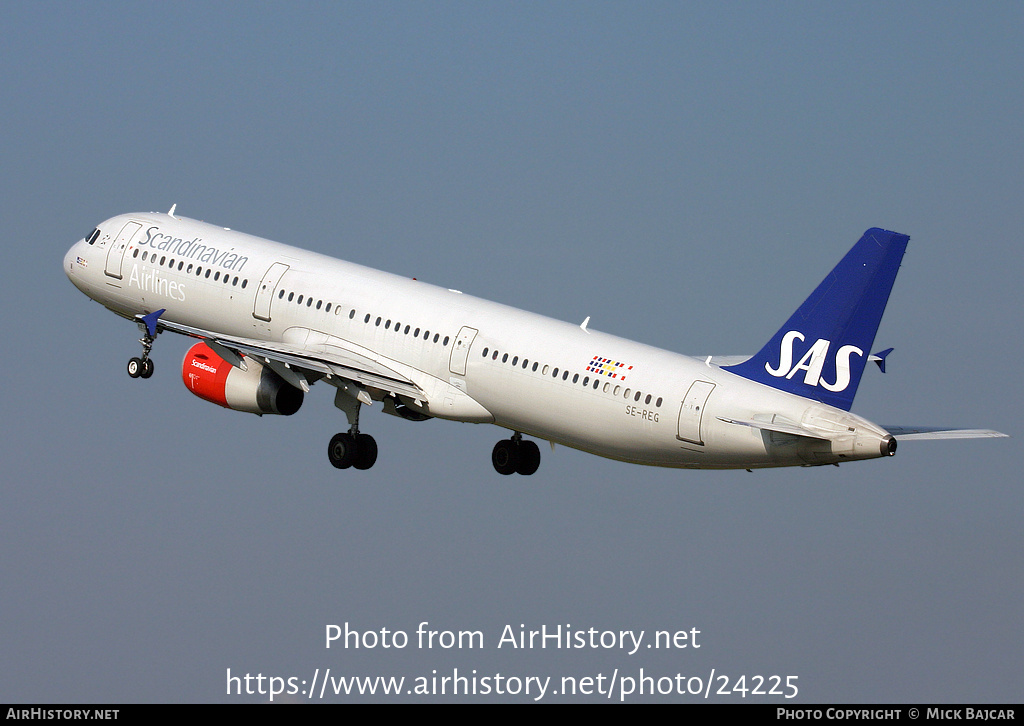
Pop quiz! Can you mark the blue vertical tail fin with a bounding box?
[722,228,909,411]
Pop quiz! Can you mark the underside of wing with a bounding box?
[154,318,426,402]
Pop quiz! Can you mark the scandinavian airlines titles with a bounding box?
[127,264,186,302]
[139,226,250,272]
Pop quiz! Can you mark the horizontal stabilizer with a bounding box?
[696,354,750,367]
[883,426,1008,440]
[718,416,830,441]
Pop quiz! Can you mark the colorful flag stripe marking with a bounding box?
[586,356,633,380]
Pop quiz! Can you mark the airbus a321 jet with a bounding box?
[64,207,1005,474]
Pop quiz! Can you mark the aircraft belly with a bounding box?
[475,372,684,465]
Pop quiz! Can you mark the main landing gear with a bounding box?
[329,384,378,470]
[492,433,541,476]
[328,431,378,470]
[127,309,164,379]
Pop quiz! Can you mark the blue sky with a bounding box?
[2,2,1020,702]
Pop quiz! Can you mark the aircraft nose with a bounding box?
[64,239,89,288]
[63,243,79,278]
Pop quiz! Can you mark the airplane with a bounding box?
[63,207,1006,475]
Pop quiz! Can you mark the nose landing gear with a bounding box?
[127,356,154,379]
[127,309,164,379]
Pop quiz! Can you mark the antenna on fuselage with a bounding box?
[167,204,177,218]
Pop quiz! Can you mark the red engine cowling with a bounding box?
[182,342,303,415]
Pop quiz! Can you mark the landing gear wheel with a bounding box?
[516,440,541,476]
[492,439,520,476]
[352,434,378,470]
[127,357,144,379]
[328,433,357,469]
[140,358,155,379]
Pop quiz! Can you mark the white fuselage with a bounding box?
[65,212,893,470]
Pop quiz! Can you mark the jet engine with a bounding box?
[182,342,303,415]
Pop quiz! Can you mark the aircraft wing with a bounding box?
[153,317,426,402]
[882,426,1009,440]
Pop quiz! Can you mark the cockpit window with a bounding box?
[86,228,100,245]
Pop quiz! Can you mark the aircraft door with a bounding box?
[253,262,290,321]
[677,380,715,445]
[104,221,142,279]
[449,326,479,376]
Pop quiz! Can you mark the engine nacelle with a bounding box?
[182,342,303,415]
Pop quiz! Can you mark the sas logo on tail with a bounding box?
[765,331,863,392]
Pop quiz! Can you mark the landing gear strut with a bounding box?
[328,384,378,470]
[127,309,164,379]
[492,433,541,476]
